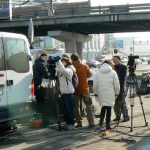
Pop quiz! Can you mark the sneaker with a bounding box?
[113,118,120,121]
[66,125,75,131]
[75,124,82,128]
[122,118,130,122]
[89,124,95,128]
[106,126,112,130]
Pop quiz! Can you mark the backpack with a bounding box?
[66,72,79,89]
[72,72,79,89]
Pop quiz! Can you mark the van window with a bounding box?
[0,38,4,71]
[4,37,29,73]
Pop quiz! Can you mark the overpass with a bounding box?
[1,3,150,36]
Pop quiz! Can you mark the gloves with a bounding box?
[55,56,61,62]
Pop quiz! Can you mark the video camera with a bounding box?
[114,49,139,73]
[127,55,139,73]
[47,56,61,80]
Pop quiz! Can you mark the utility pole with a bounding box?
[87,41,89,62]
[48,0,53,16]
[88,0,91,6]
[133,36,135,55]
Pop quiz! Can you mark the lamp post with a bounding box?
[48,0,53,16]
[88,0,91,6]
[132,37,135,55]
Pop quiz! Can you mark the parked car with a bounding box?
[135,59,142,64]
[140,57,147,62]
[121,57,128,63]
[139,71,150,94]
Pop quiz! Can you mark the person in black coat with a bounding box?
[33,53,49,113]
[112,56,130,122]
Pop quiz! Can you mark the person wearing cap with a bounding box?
[56,57,76,130]
[33,53,49,113]
[71,53,95,128]
[112,55,130,122]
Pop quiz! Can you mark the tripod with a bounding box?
[48,79,63,130]
[126,71,148,132]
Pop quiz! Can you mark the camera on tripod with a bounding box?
[114,48,139,73]
[47,56,60,80]
[127,55,139,73]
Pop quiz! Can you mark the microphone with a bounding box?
[113,49,128,56]
[114,49,118,54]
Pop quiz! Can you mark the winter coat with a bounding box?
[33,58,49,87]
[72,60,92,94]
[114,63,127,94]
[56,60,76,94]
[93,63,120,106]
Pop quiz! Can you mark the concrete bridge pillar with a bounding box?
[76,42,83,57]
[48,30,92,57]
[65,41,77,53]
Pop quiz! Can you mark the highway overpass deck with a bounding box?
[1,3,150,36]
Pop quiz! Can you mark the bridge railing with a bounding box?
[12,3,150,19]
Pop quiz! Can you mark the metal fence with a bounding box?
[11,3,150,19]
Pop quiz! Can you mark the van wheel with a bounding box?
[0,121,17,130]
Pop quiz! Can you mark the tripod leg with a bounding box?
[133,74,148,127]
[134,74,148,127]
[54,80,63,130]
[138,95,148,126]
[130,106,133,132]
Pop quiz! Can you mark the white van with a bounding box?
[0,32,33,123]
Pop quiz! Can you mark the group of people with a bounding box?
[33,52,130,131]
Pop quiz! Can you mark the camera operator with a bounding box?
[112,56,130,122]
[33,53,49,114]
[56,57,76,131]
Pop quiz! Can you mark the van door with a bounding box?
[0,36,8,111]
[3,37,32,116]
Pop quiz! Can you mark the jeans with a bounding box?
[114,93,129,119]
[61,94,75,125]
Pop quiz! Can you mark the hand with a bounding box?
[115,95,118,99]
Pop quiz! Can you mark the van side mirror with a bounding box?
[28,55,32,61]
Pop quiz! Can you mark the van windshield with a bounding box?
[4,37,29,73]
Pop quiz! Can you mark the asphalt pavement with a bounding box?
[0,63,150,150]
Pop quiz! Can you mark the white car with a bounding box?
[135,59,142,64]
[121,57,128,63]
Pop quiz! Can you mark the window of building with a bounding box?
[4,37,29,73]
[0,38,4,71]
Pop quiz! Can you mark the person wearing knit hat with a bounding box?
[56,56,76,130]
[112,55,130,122]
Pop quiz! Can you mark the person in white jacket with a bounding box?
[56,57,76,130]
[93,60,120,130]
